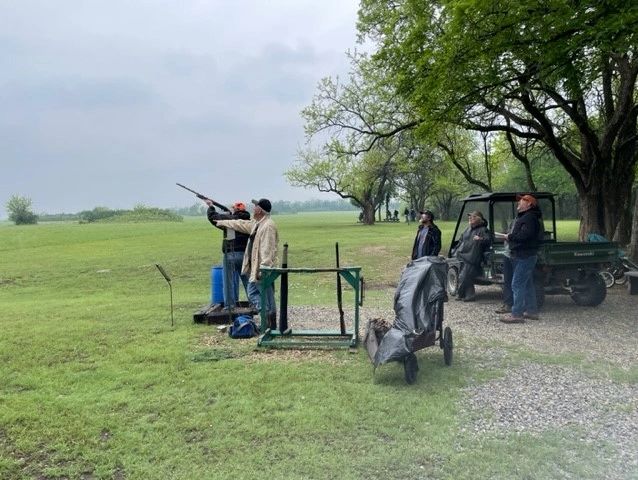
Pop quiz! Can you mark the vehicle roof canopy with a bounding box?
[461,192,554,202]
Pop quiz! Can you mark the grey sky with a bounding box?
[0,0,359,215]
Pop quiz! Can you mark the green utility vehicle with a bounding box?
[446,192,618,307]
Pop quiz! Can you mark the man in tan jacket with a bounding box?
[215,198,279,326]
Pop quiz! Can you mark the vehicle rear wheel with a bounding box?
[403,353,419,385]
[598,270,615,288]
[447,266,459,296]
[443,327,453,366]
[571,272,607,306]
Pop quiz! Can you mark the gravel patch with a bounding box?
[281,285,638,478]
[361,285,638,368]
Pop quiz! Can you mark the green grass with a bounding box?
[1,213,621,479]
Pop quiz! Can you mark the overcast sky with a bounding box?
[0,0,360,216]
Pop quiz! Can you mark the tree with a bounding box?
[358,0,638,240]
[286,146,396,224]
[6,195,38,225]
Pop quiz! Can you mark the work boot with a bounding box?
[494,304,512,314]
[499,315,525,324]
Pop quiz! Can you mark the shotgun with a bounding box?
[336,242,345,335]
[176,183,230,212]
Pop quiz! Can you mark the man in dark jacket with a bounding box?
[454,211,492,301]
[500,194,543,323]
[411,210,442,259]
[206,200,251,309]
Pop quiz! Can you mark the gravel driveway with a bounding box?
[287,284,638,479]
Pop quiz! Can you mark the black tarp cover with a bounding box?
[373,256,448,367]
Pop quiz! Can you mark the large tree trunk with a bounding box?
[629,192,638,262]
[576,175,635,241]
[361,201,376,225]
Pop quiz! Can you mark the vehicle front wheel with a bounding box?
[447,266,459,296]
[571,272,607,306]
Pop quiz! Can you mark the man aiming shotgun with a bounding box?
[177,182,251,310]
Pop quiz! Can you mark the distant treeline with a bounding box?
[37,199,358,223]
[39,206,182,223]
[172,198,359,216]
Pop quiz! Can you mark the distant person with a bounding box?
[216,198,279,328]
[404,207,410,224]
[453,211,492,301]
[499,194,543,324]
[411,210,442,259]
[205,200,251,309]
[393,209,399,222]
[409,208,417,222]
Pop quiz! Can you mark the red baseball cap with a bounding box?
[232,201,246,211]
[516,194,538,206]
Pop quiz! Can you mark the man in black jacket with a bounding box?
[206,200,251,309]
[500,194,543,323]
[454,211,492,301]
[411,210,442,259]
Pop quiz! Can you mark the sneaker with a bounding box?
[523,312,540,320]
[499,315,525,324]
[494,304,512,314]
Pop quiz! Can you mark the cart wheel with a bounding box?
[403,353,419,385]
[598,270,614,288]
[443,327,453,366]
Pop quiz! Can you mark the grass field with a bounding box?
[1,213,613,480]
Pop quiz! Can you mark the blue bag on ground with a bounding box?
[229,315,258,339]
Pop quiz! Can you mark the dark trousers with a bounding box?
[458,263,481,299]
[502,256,513,306]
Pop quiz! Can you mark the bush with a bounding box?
[6,195,38,225]
[78,205,182,223]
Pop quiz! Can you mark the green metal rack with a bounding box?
[257,266,363,349]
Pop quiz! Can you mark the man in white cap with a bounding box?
[215,198,279,327]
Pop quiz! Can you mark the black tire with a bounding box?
[598,270,615,288]
[403,353,419,385]
[443,327,453,366]
[571,272,607,307]
[447,266,459,296]
[613,268,628,286]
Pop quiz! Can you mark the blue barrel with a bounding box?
[211,265,224,304]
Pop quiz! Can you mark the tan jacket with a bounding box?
[215,215,279,282]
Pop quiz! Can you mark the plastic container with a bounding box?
[211,265,224,304]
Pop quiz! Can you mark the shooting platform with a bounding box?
[193,301,255,324]
[257,266,363,349]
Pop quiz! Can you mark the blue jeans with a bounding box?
[222,251,248,308]
[511,255,538,317]
[247,280,275,315]
[502,255,513,306]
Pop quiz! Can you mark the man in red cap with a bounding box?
[500,194,544,323]
[205,199,251,309]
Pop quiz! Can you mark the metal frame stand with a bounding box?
[257,266,362,349]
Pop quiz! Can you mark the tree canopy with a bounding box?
[358,0,638,240]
